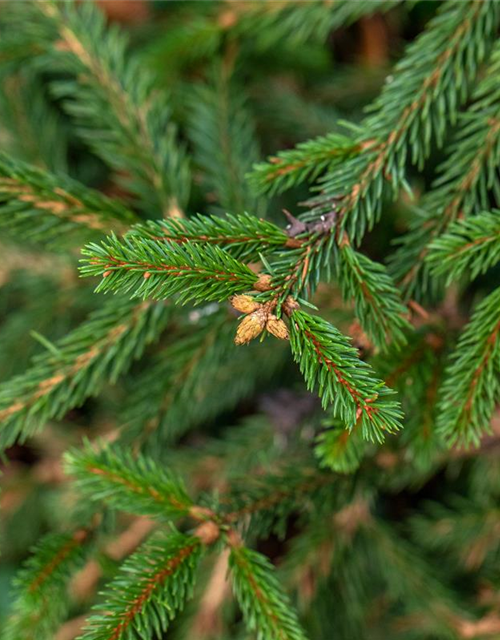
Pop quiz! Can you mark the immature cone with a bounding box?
[194,520,220,545]
[234,309,267,345]
[254,274,273,292]
[282,295,300,316]
[230,294,260,314]
[266,315,289,341]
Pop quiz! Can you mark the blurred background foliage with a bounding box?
[1,2,499,639]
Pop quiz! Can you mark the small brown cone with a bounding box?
[194,520,220,545]
[230,294,260,314]
[282,296,300,316]
[266,315,289,341]
[235,309,266,345]
[254,274,273,292]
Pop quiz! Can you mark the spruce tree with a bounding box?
[2,1,500,639]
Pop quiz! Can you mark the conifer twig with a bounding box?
[79,531,204,640]
[81,235,260,303]
[3,529,92,640]
[310,0,500,242]
[249,132,360,196]
[289,310,402,442]
[127,211,292,261]
[437,287,500,447]
[427,210,500,283]
[64,442,195,521]
[228,534,308,640]
[36,0,190,216]
[0,298,171,451]
[0,152,136,246]
[390,40,500,297]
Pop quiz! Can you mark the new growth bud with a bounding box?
[254,274,273,292]
[233,298,290,345]
[266,315,289,340]
[235,308,267,345]
[230,294,260,314]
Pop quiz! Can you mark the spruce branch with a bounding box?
[289,310,402,442]
[230,0,400,51]
[81,235,260,303]
[0,152,136,246]
[375,329,446,467]
[223,468,336,538]
[427,211,500,283]
[4,3,500,636]
[187,67,265,215]
[337,241,410,349]
[35,0,190,216]
[314,422,366,474]
[228,540,308,640]
[2,529,91,640]
[309,0,500,243]
[249,132,359,196]
[0,298,171,451]
[246,208,407,340]
[366,521,463,636]
[64,442,194,521]
[437,287,500,447]
[261,231,333,306]
[121,313,234,443]
[0,68,68,173]
[390,41,500,297]
[122,315,287,445]
[80,531,203,640]
[126,211,292,262]
[411,499,500,572]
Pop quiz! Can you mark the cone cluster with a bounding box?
[230,295,289,345]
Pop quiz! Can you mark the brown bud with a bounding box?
[282,296,300,316]
[194,520,220,545]
[230,294,260,314]
[235,309,266,345]
[254,274,273,292]
[266,315,289,341]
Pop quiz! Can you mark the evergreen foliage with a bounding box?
[249,132,359,197]
[3,1,500,638]
[65,442,194,520]
[428,210,500,282]
[187,68,265,216]
[81,235,259,303]
[34,0,191,216]
[80,531,203,640]
[126,212,290,262]
[3,530,92,640]
[289,310,402,442]
[0,298,171,449]
[0,152,136,246]
[437,287,500,447]
[390,38,500,297]
[229,543,308,640]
